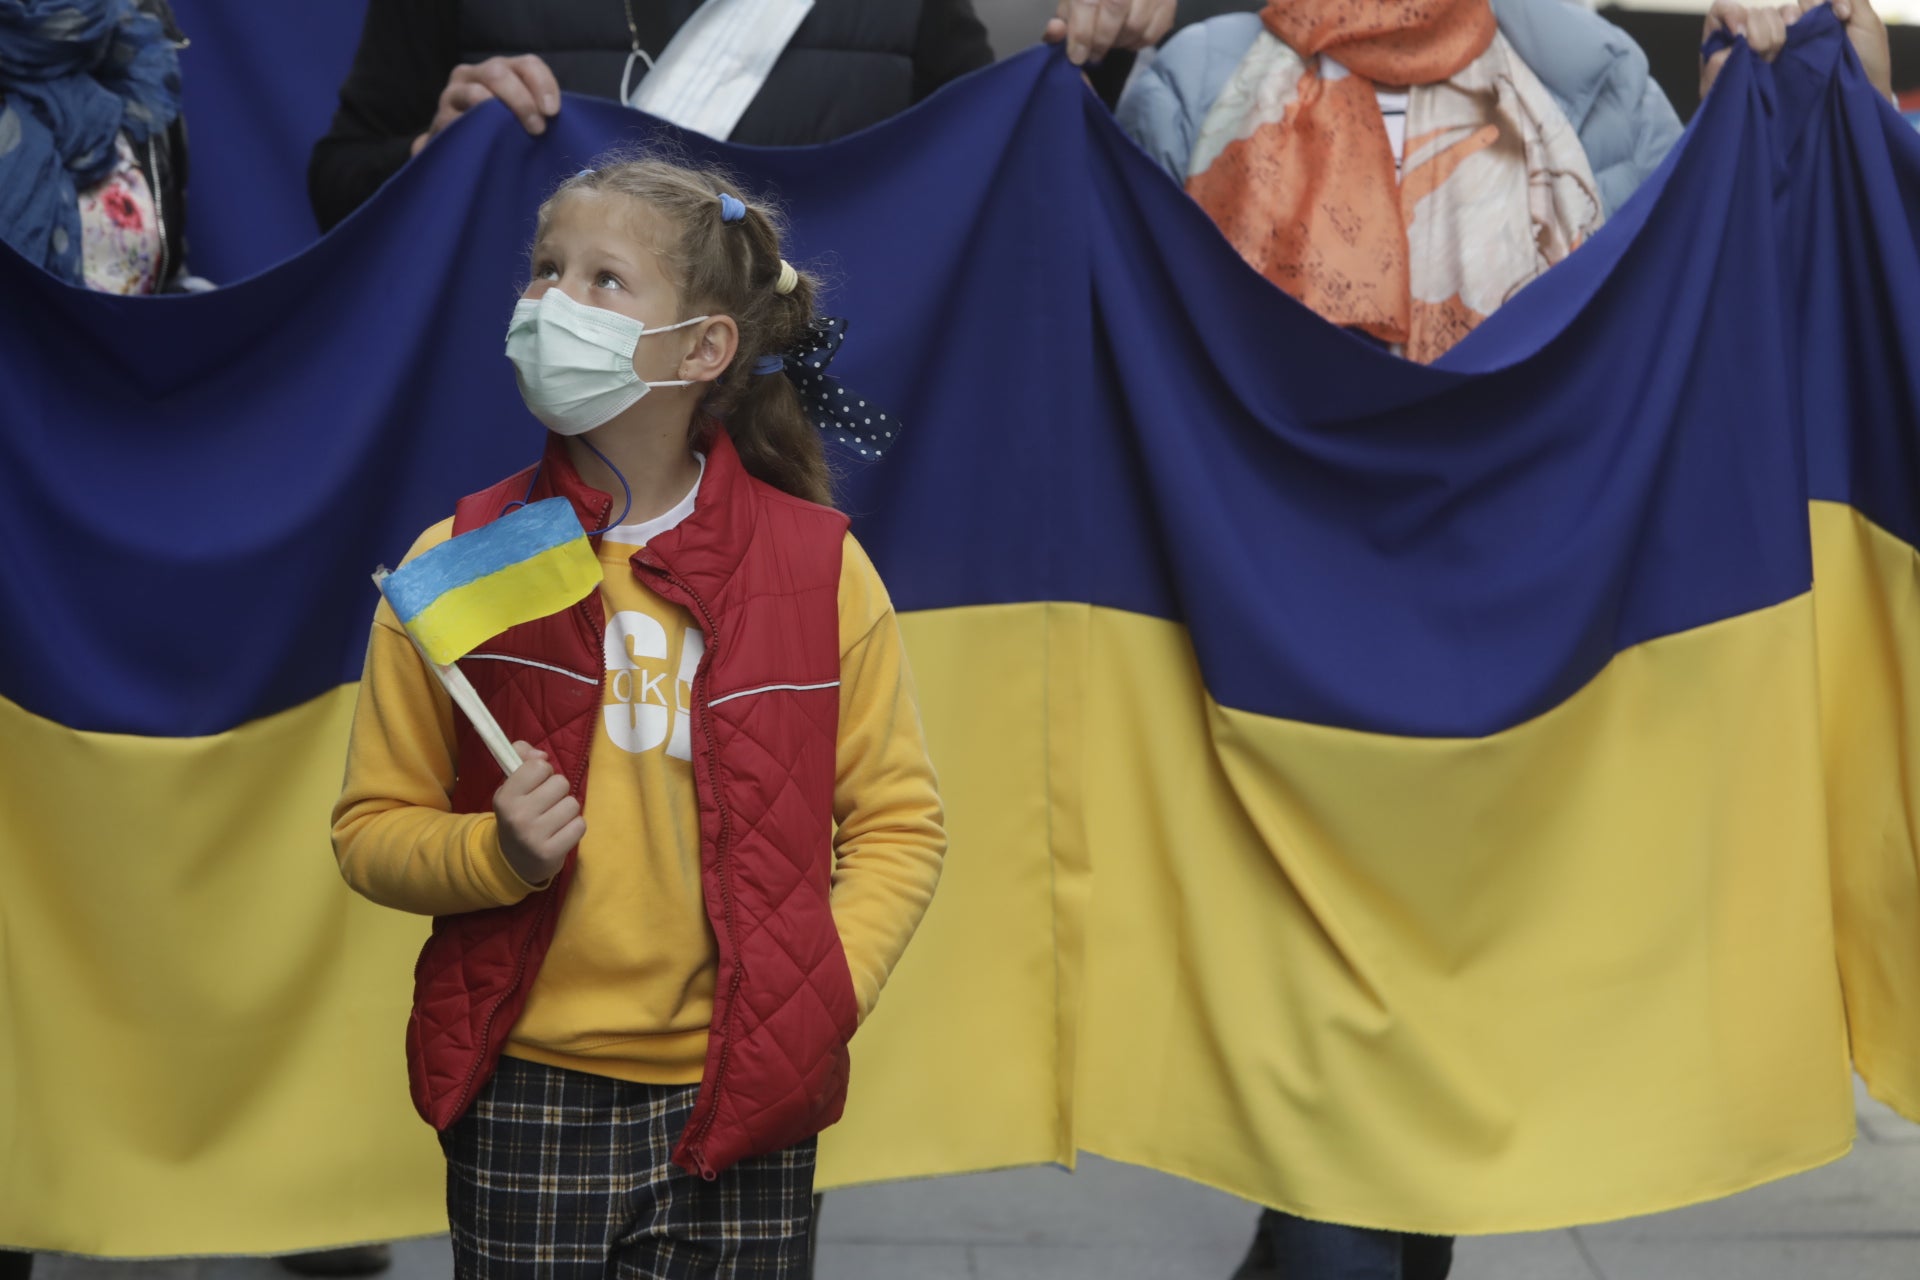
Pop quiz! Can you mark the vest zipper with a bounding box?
[641,557,734,1178]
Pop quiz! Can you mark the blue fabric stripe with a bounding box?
[1768,22,1920,550]
[381,498,584,625]
[0,20,1905,739]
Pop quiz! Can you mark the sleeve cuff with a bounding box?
[471,817,550,903]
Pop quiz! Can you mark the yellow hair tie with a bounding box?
[773,260,798,296]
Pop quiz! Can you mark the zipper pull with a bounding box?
[690,1148,718,1181]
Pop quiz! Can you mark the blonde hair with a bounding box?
[535,154,834,507]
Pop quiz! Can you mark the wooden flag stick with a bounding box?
[372,568,524,775]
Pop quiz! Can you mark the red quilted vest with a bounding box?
[405,428,857,1179]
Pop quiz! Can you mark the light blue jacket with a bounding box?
[1115,0,1683,217]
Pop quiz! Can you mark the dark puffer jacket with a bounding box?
[308,0,995,232]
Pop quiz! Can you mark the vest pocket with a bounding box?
[822,930,860,1044]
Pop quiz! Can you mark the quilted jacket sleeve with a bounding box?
[1492,0,1683,218]
[1596,54,1684,218]
[331,520,543,917]
[1115,13,1265,183]
[829,535,947,1025]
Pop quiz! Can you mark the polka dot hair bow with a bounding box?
[753,316,902,459]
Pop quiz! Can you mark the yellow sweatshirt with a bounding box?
[332,485,945,1085]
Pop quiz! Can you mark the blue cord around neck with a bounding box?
[498,436,633,535]
[580,436,633,535]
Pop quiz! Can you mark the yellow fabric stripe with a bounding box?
[0,688,442,1256]
[12,530,1920,1249]
[404,538,602,666]
[821,603,1080,1187]
[1811,501,1920,1120]
[827,598,1858,1231]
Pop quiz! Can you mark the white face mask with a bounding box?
[504,288,708,436]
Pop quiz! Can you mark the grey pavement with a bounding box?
[31,1079,1919,1279]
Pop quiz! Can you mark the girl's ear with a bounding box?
[682,315,740,384]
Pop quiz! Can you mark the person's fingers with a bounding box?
[1841,0,1893,98]
[1063,0,1094,62]
[1705,0,1747,39]
[443,79,494,117]
[499,749,553,797]
[1701,3,1740,98]
[503,744,549,786]
[526,772,571,812]
[1700,1,1801,95]
[1088,0,1130,62]
[1767,6,1793,54]
[1049,0,1070,46]
[428,78,493,141]
[1135,0,1175,46]
[474,59,547,134]
[512,54,562,117]
[1065,0,1127,64]
[1701,46,1733,96]
[528,794,582,844]
[1112,0,1150,49]
[550,816,587,853]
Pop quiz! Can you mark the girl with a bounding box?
[332,157,945,1279]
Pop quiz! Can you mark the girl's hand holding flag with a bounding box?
[491,742,584,886]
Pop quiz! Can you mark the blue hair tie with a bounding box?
[718,192,747,223]
[752,354,785,376]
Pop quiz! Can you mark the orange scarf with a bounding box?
[1186,0,1498,357]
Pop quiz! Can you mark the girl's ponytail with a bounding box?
[700,216,833,506]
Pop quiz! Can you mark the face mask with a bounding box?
[504,288,709,436]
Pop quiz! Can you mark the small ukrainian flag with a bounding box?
[377,497,601,667]
[373,497,602,773]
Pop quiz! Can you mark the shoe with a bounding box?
[279,1245,393,1276]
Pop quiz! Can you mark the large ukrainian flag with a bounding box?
[0,12,1912,1254]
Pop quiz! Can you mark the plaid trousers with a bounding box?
[441,1056,817,1279]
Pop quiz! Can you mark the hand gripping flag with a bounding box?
[373,496,600,771]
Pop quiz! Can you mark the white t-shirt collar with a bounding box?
[597,453,705,547]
